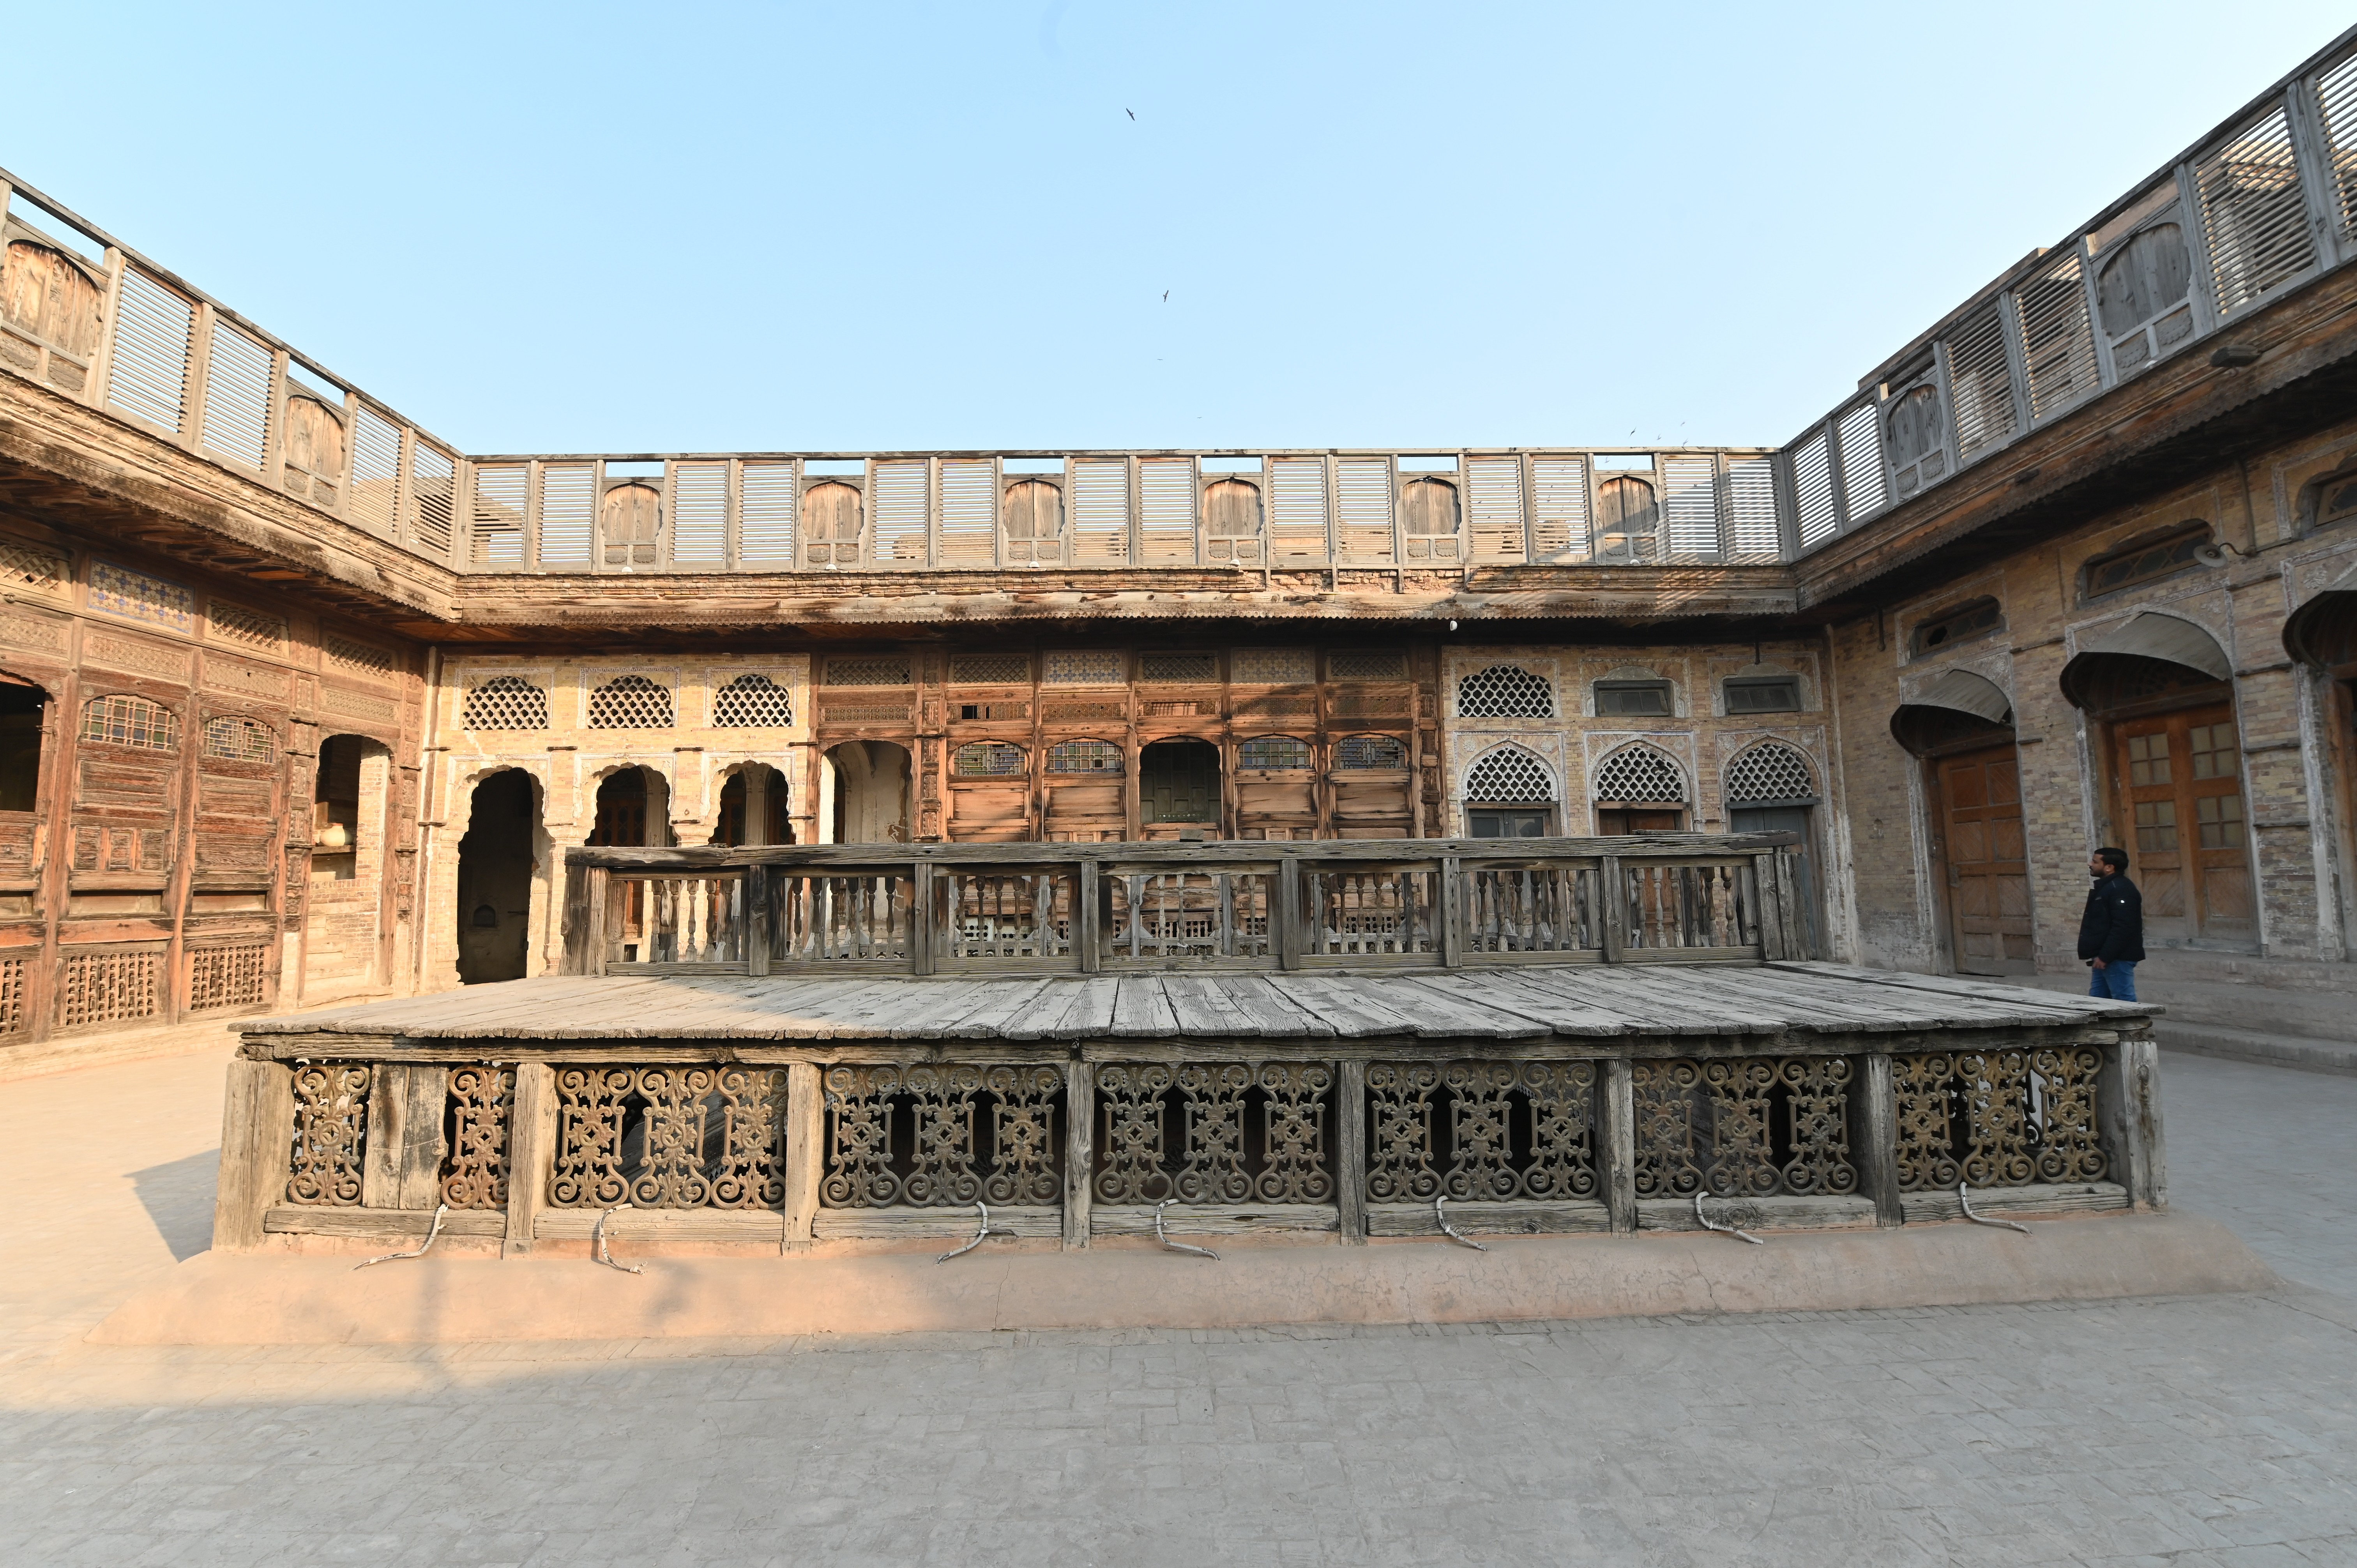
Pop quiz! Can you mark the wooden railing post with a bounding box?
[1440,856,1465,968]
[1602,1057,1637,1233]
[1752,853,1786,961]
[783,1061,822,1249]
[744,863,770,976]
[2099,1036,2168,1211]
[1276,855,1302,970]
[1063,1059,1094,1250]
[1337,1058,1367,1244]
[503,1062,555,1257]
[910,862,935,976]
[1854,1051,1902,1227]
[1598,856,1627,964]
[1077,859,1101,973]
[212,1057,294,1251]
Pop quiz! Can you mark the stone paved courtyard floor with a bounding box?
[0,1038,2352,1566]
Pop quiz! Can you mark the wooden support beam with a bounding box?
[1598,857,1626,964]
[361,1063,448,1210]
[2099,1036,2168,1211]
[1440,856,1464,968]
[783,1061,822,1249]
[213,1058,293,1252]
[1854,1051,1903,1227]
[1276,855,1302,970]
[1337,1058,1367,1245]
[502,1061,554,1257]
[1602,1057,1636,1233]
[911,863,935,976]
[745,864,770,976]
[1753,853,1786,962]
[1063,1059,1094,1250]
[1077,859,1101,974]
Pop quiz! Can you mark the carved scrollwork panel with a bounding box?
[631,1065,719,1207]
[1095,1063,1175,1204]
[1175,1063,1254,1204]
[1256,1063,1334,1204]
[710,1067,791,1209]
[1632,1059,1704,1198]
[286,1064,370,1205]
[551,1067,634,1208]
[1701,1059,1779,1196]
[1440,1061,1518,1200]
[1959,1050,2036,1187]
[1894,1052,1962,1191]
[439,1065,514,1210]
[2032,1047,2107,1183]
[1365,1061,1440,1202]
[1777,1056,1855,1195]
[1518,1060,1599,1200]
[984,1065,1063,1205]
[823,1062,1063,1209]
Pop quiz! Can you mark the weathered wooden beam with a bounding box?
[1602,1058,1636,1234]
[360,1063,447,1211]
[1853,1052,1903,1227]
[213,1058,294,1252]
[1063,1059,1093,1251]
[1336,1058,1367,1245]
[783,1061,822,1249]
[502,1062,555,1257]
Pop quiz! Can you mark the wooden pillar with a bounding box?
[1336,1058,1367,1245]
[742,766,770,847]
[213,1057,294,1251]
[1062,1059,1094,1250]
[502,1061,555,1257]
[1276,854,1301,969]
[1076,859,1101,973]
[1753,853,1786,961]
[783,1061,822,1249]
[1853,1051,1903,1227]
[1598,856,1627,964]
[2099,1036,2168,1211]
[911,862,935,975]
[745,863,770,977]
[1602,1056,1637,1233]
[361,1064,449,1210]
[1439,856,1464,968]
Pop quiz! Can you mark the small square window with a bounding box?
[1724,678,1800,714]
[1594,680,1673,717]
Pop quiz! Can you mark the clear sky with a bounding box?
[5,2,2351,456]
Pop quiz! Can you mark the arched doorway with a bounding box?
[2286,582,2357,945]
[1892,670,2027,976]
[587,766,673,848]
[457,770,539,984]
[306,733,393,1001]
[824,742,910,842]
[1725,741,1824,956]
[2062,614,2252,948]
[712,763,792,846]
[0,674,46,813]
[1140,738,1220,836]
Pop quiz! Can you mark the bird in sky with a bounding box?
[1126,108,1135,120]
[1162,290,1169,302]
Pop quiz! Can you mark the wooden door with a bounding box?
[601,483,661,566]
[1934,745,2031,975]
[2114,704,2253,943]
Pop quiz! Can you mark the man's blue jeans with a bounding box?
[2088,960,2138,1001]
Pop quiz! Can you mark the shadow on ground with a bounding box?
[131,1148,217,1261]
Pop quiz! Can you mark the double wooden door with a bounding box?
[1933,745,2032,975]
[2113,703,2253,943]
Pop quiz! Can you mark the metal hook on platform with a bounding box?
[1435,1195,1486,1251]
[936,1202,997,1264]
[1692,1191,1764,1245]
[1958,1181,2032,1235]
[1154,1200,1219,1260]
[594,1203,645,1274]
[354,1203,447,1270]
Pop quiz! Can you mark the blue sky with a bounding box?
[5,3,2350,455]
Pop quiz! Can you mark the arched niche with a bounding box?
[711,763,793,847]
[1203,480,1263,565]
[602,482,662,567]
[458,769,542,984]
[587,765,674,848]
[825,741,910,843]
[2285,562,2357,671]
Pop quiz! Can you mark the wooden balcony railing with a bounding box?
[559,834,1811,977]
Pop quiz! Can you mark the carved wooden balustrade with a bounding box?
[558,834,1810,978]
[238,1027,2164,1254]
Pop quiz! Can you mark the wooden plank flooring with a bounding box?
[242,963,2156,1046]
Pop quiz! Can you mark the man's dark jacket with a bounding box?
[2078,872,2145,963]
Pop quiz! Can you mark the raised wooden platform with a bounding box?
[244,962,2154,1050]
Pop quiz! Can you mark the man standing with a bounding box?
[2080,847,2144,1001]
